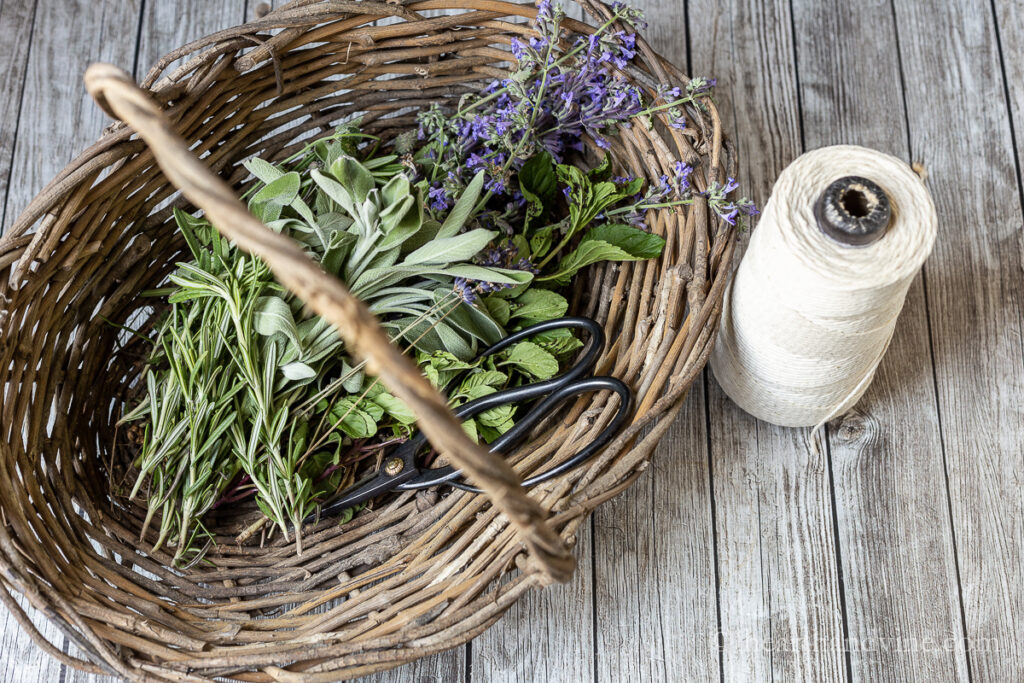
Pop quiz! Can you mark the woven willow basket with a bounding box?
[0,1,735,680]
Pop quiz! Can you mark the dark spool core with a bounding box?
[814,175,891,247]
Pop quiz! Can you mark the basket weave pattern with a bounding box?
[0,1,734,679]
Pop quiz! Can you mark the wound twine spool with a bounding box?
[709,145,937,428]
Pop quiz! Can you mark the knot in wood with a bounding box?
[835,408,874,443]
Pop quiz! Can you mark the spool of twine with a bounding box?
[710,145,937,428]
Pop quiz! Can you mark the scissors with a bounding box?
[310,316,632,521]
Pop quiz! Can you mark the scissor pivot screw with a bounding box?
[384,457,405,476]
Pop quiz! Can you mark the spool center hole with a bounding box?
[840,189,871,218]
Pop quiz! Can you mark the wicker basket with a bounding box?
[0,1,735,680]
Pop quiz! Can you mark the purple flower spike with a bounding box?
[453,277,477,304]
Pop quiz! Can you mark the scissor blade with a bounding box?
[308,473,397,522]
[308,450,423,523]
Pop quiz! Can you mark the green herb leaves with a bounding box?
[124,121,670,568]
[541,223,666,285]
[403,228,498,265]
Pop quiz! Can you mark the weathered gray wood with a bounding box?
[3,0,1024,682]
[690,1,847,681]
[792,1,971,680]
[594,392,720,681]
[1,0,140,229]
[471,527,594,682]
[0,594,68,683]
[589,2,720,681]
[995,0,1024,169]
[0,0,36,238]
[135,0,245,76]
[891,1,1024,680]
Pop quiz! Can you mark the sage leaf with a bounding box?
[381,174,411,206]
[586,153,613,182]
[438,170,485,238]
[461,369,508,389]
[281,361,317,381]
[483,296,511,325]
[519,152,557,227]
[399,217,442,254]
[244,157,286,185]
[253,296,301,351]
[329,155,375,203]
[529,225,555,259]
[531,327,585,357]
[311,168,356,215]
[371,392,416,425]
[434,290,504,345]
[477,403,516,431]
[585,223,666,259]
[461,418,479,442]
[340,361,365,393]
[541,224,665,285]
[252,172,300,205]
[403,228,497,265]
[461,383,498,401]
[328,398,378,439]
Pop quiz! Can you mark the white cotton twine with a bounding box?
[709,145,937,428]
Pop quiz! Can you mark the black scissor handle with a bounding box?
[476,316,605,388]
[312,316,628,519]
[399,374,632,491]
[401,315,609,460]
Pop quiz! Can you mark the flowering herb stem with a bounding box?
[634,94,702,118]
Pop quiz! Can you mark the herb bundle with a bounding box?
[121,0,756,566]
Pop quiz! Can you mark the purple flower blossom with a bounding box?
[673,162,693,191]
[705,177,758,226]
[416,0,651,220]
[453,277,477,304]
[428,184,451,212]
[687,76,717,97]
[611,1,648,29]
[517,258,540,274]
[476,280,512,295]
[657,84,681,102]
[485,175,507,194]
[478,242,519,268]
[510,38,525,61]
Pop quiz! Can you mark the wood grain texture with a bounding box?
[892,1,1024,679]
[0,0,141,230]
[690,0,847,680]
[134,0,245,76]
[594,392,720,682]
[0,0,36,238]
[793,0,970,680]
[590,2,720,681]
[471,528,594,682]
[2,0,1024,681]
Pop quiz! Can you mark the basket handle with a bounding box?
[83,63,576,584]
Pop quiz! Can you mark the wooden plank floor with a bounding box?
[1,0,1022,680]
